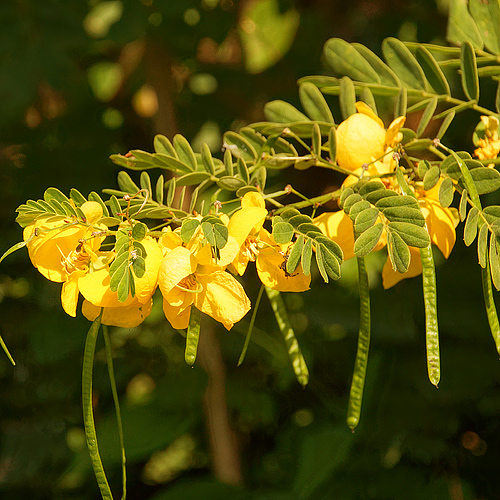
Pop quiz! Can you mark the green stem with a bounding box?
[238,285,265,366]
[347,257,371,430]
[102,326,126,500]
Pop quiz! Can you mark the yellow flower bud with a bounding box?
[335,113,386,171]
[80,201,103,224]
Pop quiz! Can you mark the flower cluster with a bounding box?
[23,193,310,330]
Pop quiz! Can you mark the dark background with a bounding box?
[0,1,498,499]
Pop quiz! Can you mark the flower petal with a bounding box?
[313,211,355,261]
[82,298,152,328]
[420,198,456,258]
[162,299,191,329]
[158,246,197,296]
[61,278,80,317]
[195,271,251,330]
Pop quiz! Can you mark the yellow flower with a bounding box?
[23,201,109,316]
[335,102,405,172]
[227,192,311,292]
[23,201,105,282]
[78,236,162,327]
[158,245,251,330]
[474,116,500,162]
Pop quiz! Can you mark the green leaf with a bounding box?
[132,255,146,278]
[314,235,342,279]
[478,223,489,268]
[388,221,431,248]
[237,158,250,184]
[354,207,379,233]
[273,222,294,244]
[88,192,110,217]
[131,222,148,241]
[436,110,456,140]
[375,195,419,212]
[328,126,336,161]
[469,0,500,55]
[251,166,267,190]
[352,43,401,86]
[416,46,451,95]
[264,100,309,123]
[70,188,87,206]
[109,195,122,218]
[223,131,258,162]
[201,143,216,175]
[155,175,164,205]
[387,229,411,273]
[423,166,441,190]
[348,200,371,221]
[287,236,304,274]
[343,193,363,213]
[117,171,140,194]
[311,123,322,157]
[381,206,426,226]
[339,76,357,119]
[166,177,176,207]
[490,235,500,290]
[323,38,380,83]
[438,177,454,207]
[299,82,334,123]
[339,187,354,208]
[176,172,212,187]
[117,267,130,302]
[417,97,438,137]
[418,159,431,179]
[224,148,233,176]
[447,0,484,50]
[395,86,407,117]
[154,134,177,157]
[0,240,27,266]
[353,223,384,257]
[464,207,479,246]
[140,172,152,197]
[468,167,500,194]
[217,176,247,191]
[44,187,69,204]
[460,41,480,102]
[302,237,313,275]
[382,37,427,90]
[496,81,500,114]
[153,154,192,174]
[459,189,468,221]
[360,86,377,115]
[173,134,197,171]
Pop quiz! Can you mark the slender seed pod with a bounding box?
[347,256,371,430]
[82,311,113,500]
[420,245,440,387]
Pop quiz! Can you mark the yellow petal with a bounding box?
[78,268,134,307]
[227,206,267,247]
[355,101,385,128]
[81,201,103,224]
[158,228,183,255]
[336,113,386,171]
[256,231,311,292]
[24,220,87,282]
[82,299,152,328]
[385,116,406,147]
[241,191,266,209]
[382,247,423,289]
[134,237,162,303]
[420,198,456,258]
[162,299,191,329]
[61,278,80,317]
[313,211,355,261]
[195,271,251,330]
[158,246,197,296]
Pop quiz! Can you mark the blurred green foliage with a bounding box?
[1,0,499,499]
